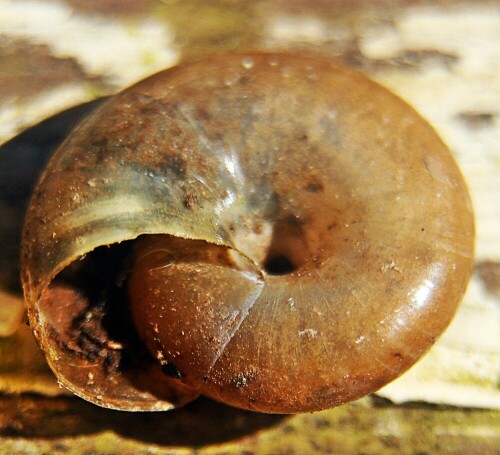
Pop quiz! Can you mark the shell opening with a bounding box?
[35,240,199,410]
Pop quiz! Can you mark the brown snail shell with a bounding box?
[21,53,475,413]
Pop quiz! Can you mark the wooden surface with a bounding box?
[0,0,499,453]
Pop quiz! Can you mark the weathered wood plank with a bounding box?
[0,0,498,452]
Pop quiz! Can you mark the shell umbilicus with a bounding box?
[21,53,474,413]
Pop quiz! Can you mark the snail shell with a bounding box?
[22,53,474,413]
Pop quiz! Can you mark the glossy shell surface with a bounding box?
[22,53,474,413]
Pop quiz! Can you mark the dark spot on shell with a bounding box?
[237,75,250,86]
[253,222,263,234]
[213,130,224,141]
[285,214,304,227]
[306,180,324,193]
[195,108,211,122]
[161,362,184,379]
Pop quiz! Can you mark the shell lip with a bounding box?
[27,236,209,411]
